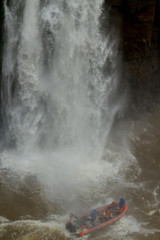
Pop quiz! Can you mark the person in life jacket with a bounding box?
[66,213,80,233]
[117,198,125,210]
[69,213,79,225]
[102,211,107,219]
[90,209,97,222]
[102,209,112,220]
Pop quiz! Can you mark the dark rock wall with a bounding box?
[0,0,4,125]
[0,0,4,76]
[108,0,160,110]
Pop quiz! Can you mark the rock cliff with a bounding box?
[0,0,4,75]
[107,0,160,110]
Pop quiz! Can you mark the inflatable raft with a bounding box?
[66,199,128,237]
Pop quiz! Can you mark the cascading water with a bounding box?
[0,0,145,237]
[4,0,124,150]
[1,0,130,207]
[2,0,115,152]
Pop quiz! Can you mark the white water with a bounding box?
[1,0,135,210]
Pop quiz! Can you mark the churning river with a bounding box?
[0,0,160,239]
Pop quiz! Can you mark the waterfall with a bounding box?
[1,0,125,206]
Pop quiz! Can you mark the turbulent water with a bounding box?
[0,0,160,239]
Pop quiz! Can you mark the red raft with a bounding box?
[66,199,128,237]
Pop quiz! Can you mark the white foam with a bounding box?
[0,216,9,223]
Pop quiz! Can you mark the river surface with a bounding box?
[0,107,160,240]
[0,0,160,239]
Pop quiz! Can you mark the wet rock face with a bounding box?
[0,0,4,79]
[121,0,159,59]
[109,0,160,58]
[108,0,160,108]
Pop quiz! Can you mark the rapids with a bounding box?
[0,0,160,239]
